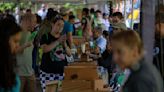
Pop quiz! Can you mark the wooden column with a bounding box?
[130,0,134,29]
[141,0,156,62]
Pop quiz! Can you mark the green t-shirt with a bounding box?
[16,31,34,76]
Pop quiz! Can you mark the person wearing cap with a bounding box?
[102,13,110,31]
[61,7,73,48]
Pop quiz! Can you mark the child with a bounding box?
[111,30,163,92]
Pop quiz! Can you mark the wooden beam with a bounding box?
[141,0,156,62]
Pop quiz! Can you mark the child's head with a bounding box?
[96,10,102,18]
[111,30,143,70]
[69,15,75,24]
[112,12,124,23]
[82,8,89,17]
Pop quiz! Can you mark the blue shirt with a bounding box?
[62,21,73,35]
[0,75,20,92]
[96,36,107,53]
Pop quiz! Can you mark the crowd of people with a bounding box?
[0,5,163,92]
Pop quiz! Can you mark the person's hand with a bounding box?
[108,46,112,52]
[66,47,72,56]
[58,35,66,43]
[86,51,90,56]
[24,42,32,48]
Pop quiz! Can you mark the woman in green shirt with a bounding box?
[0,18,22,92]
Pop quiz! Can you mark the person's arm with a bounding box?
[41,41,59,53]
[67,32,73,48]
[16,32,32,54]
[17,42,32,54]
[41,35,66,53]
[63,41,72,56]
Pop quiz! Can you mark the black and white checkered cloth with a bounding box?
[39,70,64,92]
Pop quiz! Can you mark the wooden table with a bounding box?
[63,57,110,92]
[62,80,94,92]
[64,66,99,80]
[62,80,109,92]
[68,61,97,66]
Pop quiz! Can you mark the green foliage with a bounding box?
[19,2,32,9]
[64,3,84,10]
[0,2,32,12]
[0,3,16,12]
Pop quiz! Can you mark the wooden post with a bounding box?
[130,0,134,29]
[141,0,156,62]
[124,0,126,21]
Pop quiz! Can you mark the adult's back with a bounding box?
[123,59,164,92]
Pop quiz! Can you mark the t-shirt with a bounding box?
[62,21,73,35]
[16,31,34,76]
[0,75,20,92]
[123,59,164,92]
[98,50,113,69]
[94,18,104,27]
[40,33,67,74]
[37,9,47,20]
[102,19,110,31]
[96,36,107,53]
[81,16,92,30]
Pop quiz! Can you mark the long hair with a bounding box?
[20,13,36,32]
[0,18,21,90]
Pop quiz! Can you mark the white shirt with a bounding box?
[102,19,110,31]
[37,9,47,20]
[96,36,107,53]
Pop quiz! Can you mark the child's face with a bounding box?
[112,41,137,70]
